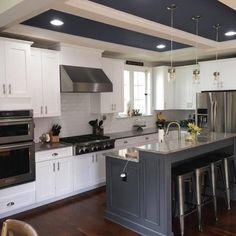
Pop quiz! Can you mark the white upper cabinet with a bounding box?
[5,41,31,98]
[175,65,200,110]
[154,65,200,110]
[200,58,236,91]
[0,38,32,110]
[91,58,124,113]
[153,66,175,110]
[30,48,61,117]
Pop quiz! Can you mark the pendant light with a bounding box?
[213,24,221,85]
[192,15,201,84]
[167,4,176,82]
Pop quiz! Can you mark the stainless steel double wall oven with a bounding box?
[0,110,35,189]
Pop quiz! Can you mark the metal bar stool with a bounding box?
[208,153,232,210]
[194,163,216,232]
[172,167,196,236]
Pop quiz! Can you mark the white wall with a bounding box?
[34,94,156,142]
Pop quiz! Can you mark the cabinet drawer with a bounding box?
[36,147,73,162]
[115,137,140,148]
[0,190,35,214]
[141,133,158,143]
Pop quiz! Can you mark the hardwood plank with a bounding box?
[1,188,236,236]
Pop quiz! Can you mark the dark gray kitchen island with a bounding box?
[105,133,236,236]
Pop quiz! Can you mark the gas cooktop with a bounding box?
[60,134,114,155]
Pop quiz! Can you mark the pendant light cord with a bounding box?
[170,8,174,68]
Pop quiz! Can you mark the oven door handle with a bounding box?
[0,118,33,124]
[0,142,33,151]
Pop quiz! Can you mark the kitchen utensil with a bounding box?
[98,120,103,127]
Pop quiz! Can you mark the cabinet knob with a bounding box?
[124,141,128,144]
[145,137,149,140]
[52,153,58,157]
[7,201,15,207]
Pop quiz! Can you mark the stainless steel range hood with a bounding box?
[60,65,113,93]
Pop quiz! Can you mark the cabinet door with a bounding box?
[55,157,73,197]
[73,154,93,191]
[5,41,30,97]
[92,153,106,185]
[101,58,124,113]
[220,60,236,90]
[200,61,220,91]
[30,49,44,117]
[35,161,55,202]
[0,40,5,97]
[42,51,61,117]
[175,65,195,109]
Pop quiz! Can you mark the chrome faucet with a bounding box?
[165,121,181,139]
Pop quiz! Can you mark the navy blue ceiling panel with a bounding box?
[91,0,236,41]
[22,10,189,52]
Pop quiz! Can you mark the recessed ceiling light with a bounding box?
[225,31,236,36]
[50,19,64,26]
[156,44,166,49]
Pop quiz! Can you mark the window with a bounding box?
[121,65,152,116]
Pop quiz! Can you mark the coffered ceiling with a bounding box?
[1,0,236,64]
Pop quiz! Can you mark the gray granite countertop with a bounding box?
[105,132,236,161]
[35,142,72,152]
[106,127,158,140]
[137,132,236,155]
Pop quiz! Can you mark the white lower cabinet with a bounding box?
[0,182,35,216]
[91,153,106,185]
[35,148,73,203]
[73,154,93,191]
[73,152,106,192]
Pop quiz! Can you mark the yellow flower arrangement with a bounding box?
[187,123,201,135]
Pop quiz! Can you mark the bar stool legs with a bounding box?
[195,168,203,232]
[178,176,185,236]
[210,163,218,221]
[223,158,231,210]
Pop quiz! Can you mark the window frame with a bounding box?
[120,65,153,117]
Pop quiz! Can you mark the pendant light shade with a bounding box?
[213,24,221,86]
[192,15,201,84]
[167,4,176,82]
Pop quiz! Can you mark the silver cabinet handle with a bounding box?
[57,162,60,171]
[96,155,98,162]
[7,202,15,207]
[2,84,5,94]
[52,153,58,157]
[53,163,55,172]
[92,155,94,163]
[8,84,11,94]
[40,106,43,115]
[45,106,48,114]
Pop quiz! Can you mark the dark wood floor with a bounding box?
[2,188,236,236]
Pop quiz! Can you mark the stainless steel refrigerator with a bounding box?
[196,91,236,133]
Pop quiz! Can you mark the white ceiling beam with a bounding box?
[218,0,236,10]
[0,0,66,30]
[52,0,217,49]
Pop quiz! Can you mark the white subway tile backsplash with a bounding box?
[34,94,156,142]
